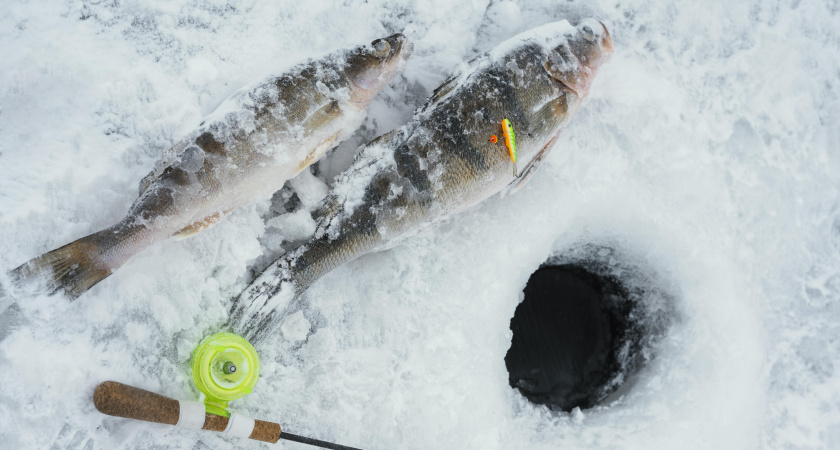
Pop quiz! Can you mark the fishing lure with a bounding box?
[501,118,519,177]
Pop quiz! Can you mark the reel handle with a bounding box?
[93,381,282,443]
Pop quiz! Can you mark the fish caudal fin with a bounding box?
[10,232,115,300]
[228,258,298,344]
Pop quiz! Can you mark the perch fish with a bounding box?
[11,34,413,299]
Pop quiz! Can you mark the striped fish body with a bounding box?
[231,20,613,341]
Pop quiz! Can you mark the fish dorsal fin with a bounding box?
[421,52,488,114]
[138,162,174,196]
[138,169,159,195]
[137,140,193,195]
[421,74,460,113]
[138,130,226,196]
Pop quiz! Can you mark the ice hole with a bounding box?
[505,244,674,411]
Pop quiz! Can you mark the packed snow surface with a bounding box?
[1,1,839,449]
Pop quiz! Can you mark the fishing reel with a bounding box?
[93,332,358,449]
[190,332,261,417]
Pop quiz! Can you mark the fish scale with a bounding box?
[230,19,614,343]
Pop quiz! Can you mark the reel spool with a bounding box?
[190,332,260,417]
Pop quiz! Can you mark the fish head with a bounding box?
[544,19,613,98]
[345,33,414,107]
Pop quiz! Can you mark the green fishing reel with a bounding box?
[190,332,261,417]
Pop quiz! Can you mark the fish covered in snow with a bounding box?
[11,34,413,299]
[230,19,613,342]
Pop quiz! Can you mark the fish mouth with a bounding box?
[347,34,413,106]
[401,39,415,59]
[599,21,614,55]
[387,33,413,60]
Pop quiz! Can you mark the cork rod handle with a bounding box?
[93,381,180,425]
[93,381,282,443]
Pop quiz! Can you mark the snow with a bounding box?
[1,0,839,449]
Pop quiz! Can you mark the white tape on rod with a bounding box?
[224,413,256,439]
[176,400,206,429]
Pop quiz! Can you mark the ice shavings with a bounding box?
[289,169,330,208]
[266,210,317,245]
[280,310,312,343]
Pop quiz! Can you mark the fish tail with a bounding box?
[10,225,140,300]
[228,231,378,344]
[228,256,299,343]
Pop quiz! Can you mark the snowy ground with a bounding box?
[1,0,839,449]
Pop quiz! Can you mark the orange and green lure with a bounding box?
[501,118,519,177]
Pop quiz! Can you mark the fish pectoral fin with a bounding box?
[171,211,229,239]
[503,134,558,195]
[531,96,570,138]
[302,101,342,137]
[295,131,341,174]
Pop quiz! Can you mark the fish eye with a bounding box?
[582,25,596,42]
[373,39,391,56]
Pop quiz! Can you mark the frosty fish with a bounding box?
[230,20,613,342]
[11,34,413,300]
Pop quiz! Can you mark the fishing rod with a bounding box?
[93,333,361,450]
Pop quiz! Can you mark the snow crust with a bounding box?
[1,1,839,449]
